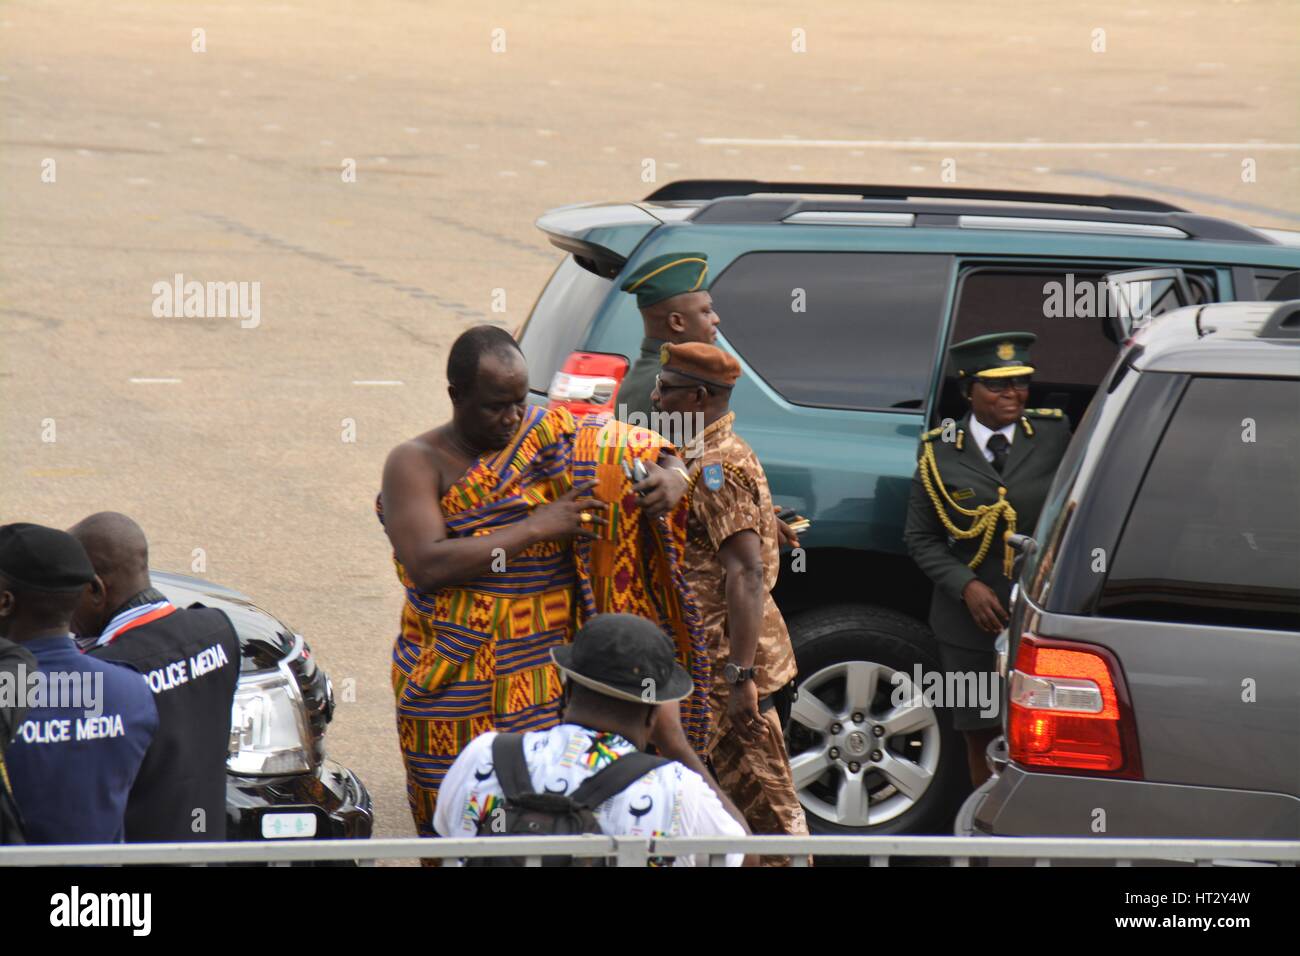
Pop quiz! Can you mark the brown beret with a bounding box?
[659,342,740,389]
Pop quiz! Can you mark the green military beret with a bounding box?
[620,252,709,309]
[948,332,1037,379]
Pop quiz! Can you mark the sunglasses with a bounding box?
[975,376,1031,394]
[655,374,701,394]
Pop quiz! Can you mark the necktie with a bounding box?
[986,433,1009,474]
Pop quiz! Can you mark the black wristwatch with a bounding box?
[723,662,757,685]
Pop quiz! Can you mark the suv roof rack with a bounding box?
[644,180,1189,214]
[685,196,1264,242]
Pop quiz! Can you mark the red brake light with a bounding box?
[547,351,629,417]
[1007,636,1141,778]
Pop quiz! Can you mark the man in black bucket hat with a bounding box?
[434,613,750,866]
[549,611,696,705]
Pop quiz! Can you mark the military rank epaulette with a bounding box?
[920,425,964,448]
[1021,408,1064,437]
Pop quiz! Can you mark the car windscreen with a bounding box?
[1098,375,1300,630]
[517,258,613,394]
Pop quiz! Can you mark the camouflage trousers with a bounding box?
[708,683,809,866]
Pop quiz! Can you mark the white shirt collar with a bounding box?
[968,415,1016,462]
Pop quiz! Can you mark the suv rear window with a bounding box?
[518,259,613,394]
[1099,376,1300,630]
[708,252,950,411]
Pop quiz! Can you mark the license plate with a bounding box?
[260,812,318,839]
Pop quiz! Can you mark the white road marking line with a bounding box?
[129,377,181,384]
[352,380,404,386]
[697,138,1300,151]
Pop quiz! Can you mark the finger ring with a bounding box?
[579,511,593,524]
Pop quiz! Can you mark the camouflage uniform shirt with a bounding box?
[681,412,797,696]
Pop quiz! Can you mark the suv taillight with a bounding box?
[1007,636,1142,778]
[547,351,629,416]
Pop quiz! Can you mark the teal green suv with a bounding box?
[517,180,1300,836]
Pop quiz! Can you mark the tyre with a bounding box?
[783,604,969,836]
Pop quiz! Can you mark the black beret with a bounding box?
[0,523,96,593]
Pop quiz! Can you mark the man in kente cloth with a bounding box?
[378,325,712,841]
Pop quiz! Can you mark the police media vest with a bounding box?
[89,606,240,843]
[5,635,158,844]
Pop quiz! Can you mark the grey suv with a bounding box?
[958,299,1300,840]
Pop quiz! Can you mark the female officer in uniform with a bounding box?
[903,333,1071,787]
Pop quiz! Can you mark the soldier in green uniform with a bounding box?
[616,253,801,549]
[903,333,1071,787]
[616,252,719,428]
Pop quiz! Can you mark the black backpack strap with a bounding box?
[570,751,671,810]
[491,733,535,802]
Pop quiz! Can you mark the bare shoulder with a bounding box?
[383,429,446,492]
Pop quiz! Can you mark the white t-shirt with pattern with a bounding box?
[434,723,744,866]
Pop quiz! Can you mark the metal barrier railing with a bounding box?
[3,835,1298,867]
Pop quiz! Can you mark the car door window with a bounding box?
[708,252,951,411]
[942,267,1124,427]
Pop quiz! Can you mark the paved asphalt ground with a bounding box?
[2,1,1298,844]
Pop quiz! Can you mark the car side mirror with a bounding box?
[1101,267,1193,341]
